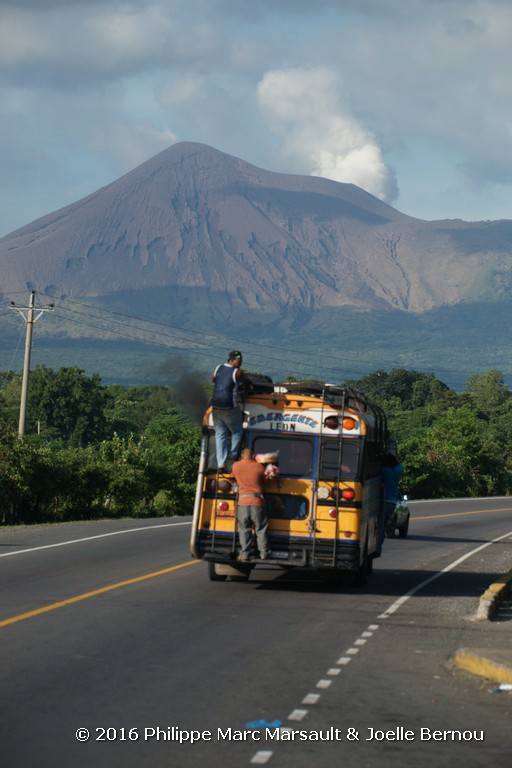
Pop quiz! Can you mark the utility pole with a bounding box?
[10,291,54,436]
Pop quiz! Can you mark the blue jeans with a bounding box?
[212,406,243,468]
[377,501,396,555]
[236,505,270,558]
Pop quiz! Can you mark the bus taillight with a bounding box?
[342,417,356,430]
[328,508,337,518]
[341,488,355,501]
[218,501,229,512]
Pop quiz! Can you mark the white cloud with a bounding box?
[0,1,104,6]
[321,1,512,193]
[257,67,398,202]
[1,0,512,232]
[0,3,218,84]
[0,10,52,65]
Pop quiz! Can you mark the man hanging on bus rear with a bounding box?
[230,448,271,561]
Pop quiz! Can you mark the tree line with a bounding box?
[344,368,512,499]
[0,366,204,524]
[0,365,511,524]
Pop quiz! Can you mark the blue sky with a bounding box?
[1,0,511,237]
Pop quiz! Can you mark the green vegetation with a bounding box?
[344,368,512,499]
[1,365,511,525]
[0,366,206,524]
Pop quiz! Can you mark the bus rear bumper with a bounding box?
[196,532,362,571]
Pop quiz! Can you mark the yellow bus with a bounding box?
[190,380,388,585]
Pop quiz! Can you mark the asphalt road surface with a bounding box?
[1,498,511,768]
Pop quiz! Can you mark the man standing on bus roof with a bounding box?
[211,350,246,472]
[230,448,271,561]
[376,453,404,556]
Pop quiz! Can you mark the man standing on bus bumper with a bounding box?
[211,351,245,472]
[230,448,270,561]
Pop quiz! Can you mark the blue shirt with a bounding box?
[382,464,404,503]
[211,363,238,408]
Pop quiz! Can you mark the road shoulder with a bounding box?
[454,568,512,685]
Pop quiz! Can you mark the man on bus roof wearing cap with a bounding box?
[211,350,247,473]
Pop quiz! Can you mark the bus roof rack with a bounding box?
[278,381,357,402]
[275,381,386,422]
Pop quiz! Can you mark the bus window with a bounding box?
[319,439,360,480]
[266,494,309,520]
[252,436,314,476]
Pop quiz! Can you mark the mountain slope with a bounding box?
[2,142,511,327]
[1,142,512,389]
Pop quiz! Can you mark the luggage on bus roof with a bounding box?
[244,373,274,394]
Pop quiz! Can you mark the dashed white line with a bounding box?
[288,709,308,721]
[249,533,512,765]
[327,668,341,676]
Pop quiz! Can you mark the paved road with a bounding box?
[1,499,511,767]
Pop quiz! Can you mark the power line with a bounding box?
[1,291,511,383]
[36,295,476,374]
[0,327,24,388]
[31,294,366,378]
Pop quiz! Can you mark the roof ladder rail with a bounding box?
[329,389,347,568]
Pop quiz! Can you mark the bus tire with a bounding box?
[208,562,228,581]
[353,542,369,587]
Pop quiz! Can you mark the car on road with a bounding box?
[386,496,410,538]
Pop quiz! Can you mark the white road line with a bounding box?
[249,528,512,766]
[327,668,341,676]
[378,529,512,619]
[0,522,191,558]
[288,709,308,721]
[408,496,512,504]
[251,751,273,764]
